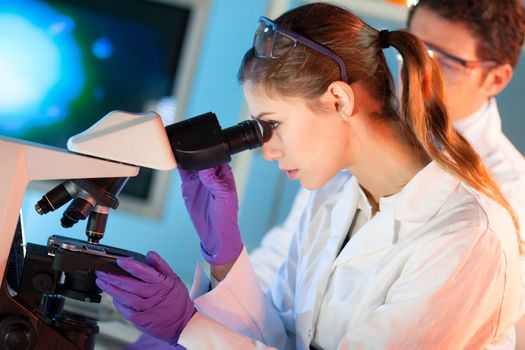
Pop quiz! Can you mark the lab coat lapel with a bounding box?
[295,163,459,348]
[294,176,360,349]
[329,176,362,250]
[335,161,461,265]
[334,209,397,266]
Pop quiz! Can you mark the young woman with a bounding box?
[96,3,524,349]
[250,0,525,294]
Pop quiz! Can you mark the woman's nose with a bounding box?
[261,142,283,161]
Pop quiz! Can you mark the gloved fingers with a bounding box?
[107,275,195,345]
[179,168,208,201]
[146,251,178,278]
[97,277,162,311]
[177,168,199,182]
[95,271,164,299]
[216,163,233,178]
[122,333,174,350]
[116,257,165,284]
[115,302,174,342]
[95,271,141,289]
[120,297,194,345]
[198,165,236,193]
[113,299,139,321]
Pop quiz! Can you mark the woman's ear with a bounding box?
[324,81,355,121]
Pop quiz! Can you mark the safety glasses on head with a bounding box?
[253,16,348,83]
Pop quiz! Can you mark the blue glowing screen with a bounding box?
[0,0,190,199]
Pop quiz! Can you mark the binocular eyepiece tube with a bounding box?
[165,112,271,171]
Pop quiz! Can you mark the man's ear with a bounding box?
[325,81,356,121]
[482,64,513,97]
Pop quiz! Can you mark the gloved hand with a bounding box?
[124,332,186,350]
[179,164,243,265]
[95,251,195,345]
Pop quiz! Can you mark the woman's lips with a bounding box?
[286,169,299,179]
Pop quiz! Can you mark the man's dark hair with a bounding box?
[407,0,525,67]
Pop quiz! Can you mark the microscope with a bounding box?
[0,111,270,349]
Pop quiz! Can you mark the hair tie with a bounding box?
[378,29,390,49]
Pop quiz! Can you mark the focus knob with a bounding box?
[0,315,35,350]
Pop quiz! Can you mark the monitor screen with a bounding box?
[0,0,203,215]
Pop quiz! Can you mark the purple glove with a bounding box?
[124,333,186,350]
[95,251,195,345]
[179,164,243,265]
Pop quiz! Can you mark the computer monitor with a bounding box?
[0,0,209,218]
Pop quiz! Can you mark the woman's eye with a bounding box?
[267,120,280,129]
[251,116,279,130]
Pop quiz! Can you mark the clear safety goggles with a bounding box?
[253,16,348,83]
[397,41,498,85]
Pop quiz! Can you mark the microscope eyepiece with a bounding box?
[222,120,269,155]
[165,112,272,171]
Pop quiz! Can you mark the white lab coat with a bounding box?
[180,161,523,349]
[250,187,311,290]
[455,101,525,346]
[249,99,525,292]
[454,99,525,232]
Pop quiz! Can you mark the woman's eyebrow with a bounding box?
[255,112,275,119]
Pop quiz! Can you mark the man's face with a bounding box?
[409,6,491,121]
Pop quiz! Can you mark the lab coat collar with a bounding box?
[453,99,493,133]
[334,161,459,265]
[393,160,459,225]
[454,98,502,157]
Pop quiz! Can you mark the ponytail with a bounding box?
[384,30,523,254]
